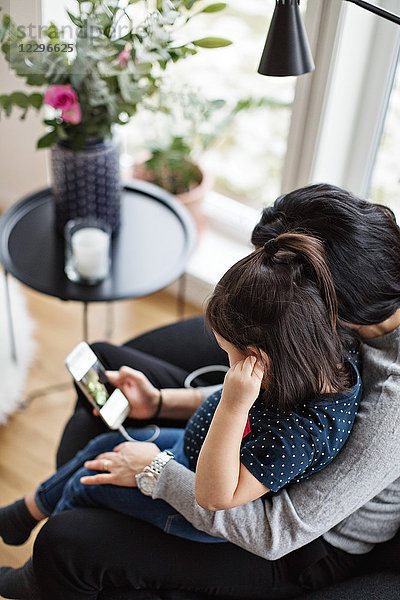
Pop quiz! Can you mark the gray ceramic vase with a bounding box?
[51,135,121,234]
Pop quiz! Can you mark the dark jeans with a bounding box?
[33,317,367,599]
[37,428,222,543]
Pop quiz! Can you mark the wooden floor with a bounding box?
[0,282,201,577]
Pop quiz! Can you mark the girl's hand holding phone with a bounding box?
[222,355,265,411]
[105,367,160,420]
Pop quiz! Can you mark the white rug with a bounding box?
[0,272,36,424]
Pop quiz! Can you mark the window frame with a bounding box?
[286,0,400,198]
[207,0,400,242]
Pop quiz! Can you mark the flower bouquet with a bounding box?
[0,0,231,151]
[0,0,231,231]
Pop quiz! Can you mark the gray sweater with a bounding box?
[154,327,400,559]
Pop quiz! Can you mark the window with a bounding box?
[369,58,400,219]
[306,0,400,201]
[41,1,400,229]
[122,0,308,211]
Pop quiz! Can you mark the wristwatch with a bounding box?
[136,450,174,496]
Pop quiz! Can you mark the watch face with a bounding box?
[137,472,156,496]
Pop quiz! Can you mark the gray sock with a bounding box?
[0,559,41,599]
[0,499,38,545]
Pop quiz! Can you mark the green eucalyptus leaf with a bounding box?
[169,46,197,59]
[43,22,60,41]
[1,40,10,55]
[56,124,68,139]
[29,93,43,109]
[134,62,153,76]
[26,74,47,86]
[97,61,122,78]
[117,72,142,105]
[113,39,127,50]
[0,14,11,43]
[105,5,118,15]
[209,98,226,109]
[201,3,227,13]
[66,11,82,27]
[192,37,232,48]
[9,91,29,108]
[37,129,58,148]
[0,94,12,117]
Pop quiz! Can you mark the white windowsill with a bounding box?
[168,191,258,309]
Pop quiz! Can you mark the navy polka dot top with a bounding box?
[184,355,361,493]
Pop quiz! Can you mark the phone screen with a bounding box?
[80,361,114,408]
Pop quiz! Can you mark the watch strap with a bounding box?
[146,450,174,476]
[135,450,174,496]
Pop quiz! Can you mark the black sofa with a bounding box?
[99,530,400,600]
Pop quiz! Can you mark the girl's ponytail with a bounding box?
[206,231,354,412]
[262,233,338,329]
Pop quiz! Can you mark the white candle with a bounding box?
[71,227,110,280]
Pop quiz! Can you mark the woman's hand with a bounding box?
[106,366,160,419]
[222,355,264,412]
[80,441,160,487]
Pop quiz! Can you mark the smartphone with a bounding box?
[65,342,130,430]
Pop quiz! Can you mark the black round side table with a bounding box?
[0,180,196,359]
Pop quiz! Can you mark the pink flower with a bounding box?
[44,85,78,111]
[61,102,82,124]
[116,49,130,67]
[44,84,81,125]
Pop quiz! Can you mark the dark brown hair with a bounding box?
[251,183,400,325]
[206,232,353,412]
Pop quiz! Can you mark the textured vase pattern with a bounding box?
[51,136,121,234]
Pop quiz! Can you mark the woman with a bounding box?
[4,184,400,599]
[0,233,361,549]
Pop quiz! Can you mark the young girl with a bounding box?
[0,233,361,550]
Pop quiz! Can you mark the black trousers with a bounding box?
[34,317,366,600]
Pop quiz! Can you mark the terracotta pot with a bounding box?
[132,160,212,234]
[175,170,213,234]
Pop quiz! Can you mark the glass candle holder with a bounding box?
[65,219,111,285]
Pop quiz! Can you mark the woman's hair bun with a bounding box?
[263,238,279,256]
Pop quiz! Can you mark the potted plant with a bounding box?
[131,88,285,230]
[0,0,231,232]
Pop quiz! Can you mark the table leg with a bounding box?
[3,270,17,362]
[105,303,114,340]
[82,303,113,342]
[177,273,187,319]
[83,302,89,341]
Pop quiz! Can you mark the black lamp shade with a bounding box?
[258,0,315,77]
